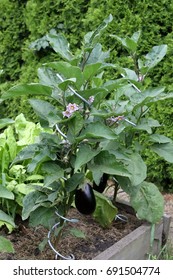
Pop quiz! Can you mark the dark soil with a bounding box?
[0,207,142,260]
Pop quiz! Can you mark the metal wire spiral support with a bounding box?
[115,214,128,223]
[47,211,79,260]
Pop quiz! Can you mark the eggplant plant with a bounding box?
[2,15,173,248]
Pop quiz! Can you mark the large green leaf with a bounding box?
[0,236,14,253]
[27,147,57,173]
[29,207,57,229]
[65,173,85,192]
[29,99,60,127]
[142,44,167,70]
[150,142,173,163]
[42,162,64,175]
[12,133,59,167]
[77,122,117,141]
[122,68,138,81]
[43,163,64,188]
[83,63,102,81]
[111,31,141,53]
[47,61,83,89]
[93,191,117,228]
[67,112,84,138]
[12,144,38,165]
[126,153,147,186]
[130,182,164,223]
[115,176,133,195]
[131,87,165,109]
[1,84,52,99]
[22,191,48,220]
[74,144,100,172]
[0,185,14,200]
[0,210,15,228]
[149,134,172,144]
[86,43,110,64]
[84,14,113,48]
[38,67,61,88]
[90,151,131,178]
[135,118,160,134]
[58,78,76,91]
[47,33,74,61]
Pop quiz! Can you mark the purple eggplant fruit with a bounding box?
[75,183,96,215]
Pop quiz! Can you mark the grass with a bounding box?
[149,242,173,260]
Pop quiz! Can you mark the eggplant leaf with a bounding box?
[130,181,164,224]
[47,33,74,61]
[1,84,52,99]
[90,151,131,178]
[69,228,86,239]
[74,144,100,172]
[126,153,147,186]
[0,236,14,253]
[77,122,117,141]
[93,191,117,228]
[151,142,173,163]
[29,207,57,229]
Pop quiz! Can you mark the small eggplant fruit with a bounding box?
[93,173,108,193]
[75,183,96,215]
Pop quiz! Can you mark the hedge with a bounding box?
[0,0,173,190]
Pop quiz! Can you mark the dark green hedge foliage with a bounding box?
[1,0,173,191]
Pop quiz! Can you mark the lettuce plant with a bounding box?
[0,114,44,232]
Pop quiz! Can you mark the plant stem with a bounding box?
[132,53,140,77]
[54,218,65,250]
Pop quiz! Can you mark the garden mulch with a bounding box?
[0,207,142,260]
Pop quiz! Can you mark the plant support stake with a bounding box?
[47,211,79,260]
[121,73,141,93]
[55,124,67,139]
[56,73,90,106]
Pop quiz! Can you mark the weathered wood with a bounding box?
[162,214,172,245]
[93,212,171,260]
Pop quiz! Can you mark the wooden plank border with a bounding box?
[93,214,171,260]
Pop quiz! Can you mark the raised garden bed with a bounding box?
[93,214,171,260]
[0,201,171,260]
[0,207,142,260]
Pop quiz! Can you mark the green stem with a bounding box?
[149,224,156,257]
[132,53,140,77]
[81,51,92,72]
